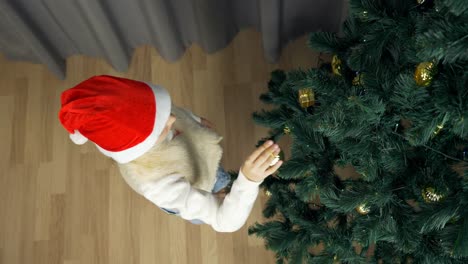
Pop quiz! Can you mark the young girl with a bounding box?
[59,75,283,232]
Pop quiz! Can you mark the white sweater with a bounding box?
[141,170,261,232]
[138,110,262,232]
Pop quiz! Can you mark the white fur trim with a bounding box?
[96,84,172,164]
[70,130,88,145]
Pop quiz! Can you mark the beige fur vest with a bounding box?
[118,106,223,193]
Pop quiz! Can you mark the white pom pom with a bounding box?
[69,130,88,145]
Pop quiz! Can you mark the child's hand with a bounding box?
[241,140,283,182]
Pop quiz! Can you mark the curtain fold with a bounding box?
[0,0,346,78]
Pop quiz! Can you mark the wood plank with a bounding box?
[0,29,319,264]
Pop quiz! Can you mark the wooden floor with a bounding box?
[0,29,318,264]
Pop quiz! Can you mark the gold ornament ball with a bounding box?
[356,204,371,215]
[333,255,341,264]
[361,10,368,17]
[298,88,315,108]
[422,187,444,203]
[332,55,343,76]
[271,150,285,166]
[414,61,437,87]
[265,190,272,197]
[269,155,281,167]
[450,216,460,224]
[284,126,291,134]
[358,10,369,21]
[416,0,426,4]
[352,73,365,86]
[433,124,444,136]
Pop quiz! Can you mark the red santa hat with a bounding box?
[58,75,171,163]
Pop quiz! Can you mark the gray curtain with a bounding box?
[0,0,346,78]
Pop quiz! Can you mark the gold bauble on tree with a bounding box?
[269,155,281,167]
[356,204,370,215]
[298,88,315,108]
[422,187,445,203]
[265,190,272,197]
[433,124,444,136]
[360,10,369,19]
[284,126,291,134]
[332,55,343,76]
[352,72,365,86]
[414,61,437,87]
[268,150,285,168]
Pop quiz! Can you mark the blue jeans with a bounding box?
[160,166,231,224]
[211,166,231,193]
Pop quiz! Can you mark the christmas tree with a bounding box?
[248,0,468,263]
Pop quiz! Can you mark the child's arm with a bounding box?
[142,170,261,232]
[141,141,282,232]
[174,106,202,123]
[175,106,214,129]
